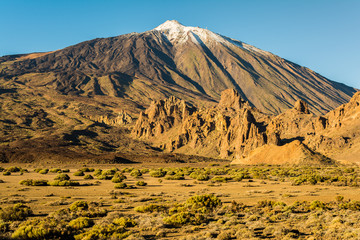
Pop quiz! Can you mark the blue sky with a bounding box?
[1,0,359,88]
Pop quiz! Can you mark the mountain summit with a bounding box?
[154,20,266,53]
[0,20,356,115]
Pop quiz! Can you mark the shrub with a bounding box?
[309,200,328,211]
[73,171,84,176]
[97,174,112,180]
[130,169,142,178]
[134,204,168,213]
[189,172,210,181]
[84,174,94,180]
[80,167,94,172]
[339,200,360,210]
[140,168,149,174]
[165,174,185,180]
[211,176,232,183]
[112,173,126,183]
[70,201,89,212]
[102,169,117,176]
[20,179,48,186]
[93,169,102,176]
[113,217,137,228]
[5,166,22,172]
[74,223,131,240]
[49,180,80,186]
[0,220,9,233]
[0,203,33,221]
[50,168,62,173]
[62,169,70,173]
[69,217,94,230]
[39,169,49,174]
[163,212,206,227]
[136,181,147,186]
[54,174,70,181]
[149,169,166,178]
[186,194,222,212]
[114,183,127,189]
[12,218,70,239]
[3,171,10,176]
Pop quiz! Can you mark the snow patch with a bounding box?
[153,20,270,55]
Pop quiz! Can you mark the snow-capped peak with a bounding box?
[152,20,269,55]
[154,20,185,31]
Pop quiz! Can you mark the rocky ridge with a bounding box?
[133,89,360,164]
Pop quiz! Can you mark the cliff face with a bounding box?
[132,89,280,160]
[133,89,360,164]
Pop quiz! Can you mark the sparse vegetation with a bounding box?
[1,165,360,239]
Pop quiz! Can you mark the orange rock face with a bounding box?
[132,89,360,165]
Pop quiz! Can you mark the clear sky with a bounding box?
[1,0,359,88]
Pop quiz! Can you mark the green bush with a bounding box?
[0,220,9,233]
[69,217,94,230]
[12,218,70,239]
[49,180,80,186]
[186,194,222,213]
[54,173,70,181]
[102,169,117,176]
[5,166,22,172]
[130,169,142,178]
[93,169,102,176]
[73,171,84,176]
[163,212,206,227]
[339,200,360,210]
[112,173,126,183]
[62,169,70,173]
[113,217,137,227]
[134,204,168,213]
[309,200,328,211]
[114,183,127,189]
[0,203,33,221]
[189,172,210,181]
[79,167,94,172]
[211,176,232,183]
[39,169,49,174]
[165,173,185,180]
[74,223,131,240]
[149,169,166,178]
[136,181,147,186]
[70,201,89,212]
[19,179,48,186]
[84,174,94,180]
[50,168,62,173]
[3,171,10,176]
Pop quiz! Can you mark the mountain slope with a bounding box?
[0,20,356,115]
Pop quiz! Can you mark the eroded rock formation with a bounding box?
[132,89,360,165]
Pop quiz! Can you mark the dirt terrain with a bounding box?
[1,163,360,239]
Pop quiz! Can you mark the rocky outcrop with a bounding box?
[132,89,280,160]
[218,89,248,110]
[132,96,195,138]
[90,110,133,126]
[132,89,360,165]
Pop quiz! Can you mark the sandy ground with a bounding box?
[1,163,360,217]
